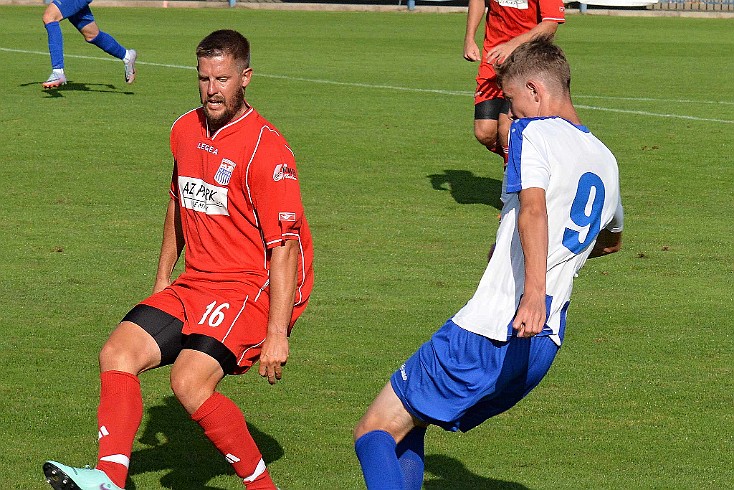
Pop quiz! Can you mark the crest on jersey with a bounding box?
[214,158,236,186]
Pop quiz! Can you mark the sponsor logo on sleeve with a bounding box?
[214,158,237,186]
[279,212,297,222]
[178,176,229,216]
[273,163,298,182]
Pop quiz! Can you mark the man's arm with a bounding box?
[258,239,299,385]
[512,187,549,338]
[464,0,487,62]
[153,198,185,294]
[590,197,623,258]
[487,20,559,65]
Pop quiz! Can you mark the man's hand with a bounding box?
[258,333,289,384]
[464,38,481,62]
[512,293,547,338]
[486,40,519,66]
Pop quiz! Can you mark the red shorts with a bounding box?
[140,277,306,375]
[475,61,504,105]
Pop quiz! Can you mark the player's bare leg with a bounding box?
[354,382,428,490]
[355,382,421,443]
[474,117,500,153]
[99,321,162,374]
[170,349,224,414]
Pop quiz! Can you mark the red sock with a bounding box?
[95,370,143,489]
[192,392,276,489]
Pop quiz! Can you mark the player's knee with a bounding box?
[353,416,375,442]
[170,370,210,414]
[82,28,100,42]
[99,339,144,373]
[474,127,498,149]
[42,3,62,24]
[42,11,59,25]
[353,411,394,442]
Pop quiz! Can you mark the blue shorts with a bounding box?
[390,319,559,432]
[53,0,95,29]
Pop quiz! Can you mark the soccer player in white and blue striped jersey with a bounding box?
[354,36,624,490]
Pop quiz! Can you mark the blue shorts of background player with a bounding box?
[391,319,560,433]
[41,0,137,89]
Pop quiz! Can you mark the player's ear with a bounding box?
[526,81,540,102]
[241,67,253,89]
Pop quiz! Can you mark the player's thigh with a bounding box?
[355,382,421,443]
[390,320,511,432]
[177,282,270,376]
[103,289,190,373]
[50,0,92,21]
[474,99,509,147]
[99,320,165,374]
[457,335,559,431]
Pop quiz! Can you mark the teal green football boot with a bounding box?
[43,461,124,490]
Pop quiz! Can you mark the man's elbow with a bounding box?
[589,230,622,258]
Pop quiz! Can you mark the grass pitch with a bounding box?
[0,6,732,489]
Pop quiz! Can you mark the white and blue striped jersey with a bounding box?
[452,116,623,346]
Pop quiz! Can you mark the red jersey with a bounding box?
[169,106,313,307]
[484,0,565,52]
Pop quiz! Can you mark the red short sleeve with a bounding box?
[247,129,306,249]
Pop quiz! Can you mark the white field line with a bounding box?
[3,47,733,124]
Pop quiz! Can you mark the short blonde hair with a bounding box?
[496,35,571,95]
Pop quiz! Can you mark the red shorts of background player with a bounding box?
[474,61,504,106]
[124,276,307,375]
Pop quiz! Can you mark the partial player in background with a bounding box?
[41,0,137,88]
[43,30,313,490]
[354,36,623,489]
[464,0,565,164]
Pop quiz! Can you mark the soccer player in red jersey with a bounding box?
[464,0,565,163]
[43,30,313,490]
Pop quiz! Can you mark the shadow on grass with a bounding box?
[20,81,134,97]
[428,170,503,210]
[127,396,283,489]
[424,454,529,490]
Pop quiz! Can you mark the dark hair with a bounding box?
[196,30,251,70]
[496,35,571,94]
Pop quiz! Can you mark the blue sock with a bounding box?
[396,427,426,490]
[45,21,64,69]
[87,31,126,60]
[355,430,404,490]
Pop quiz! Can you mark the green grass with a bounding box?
[1,6,733,489]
